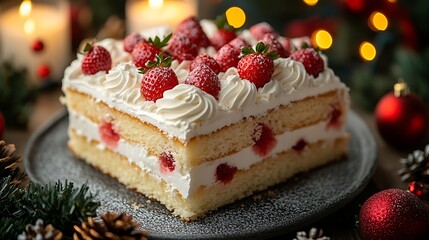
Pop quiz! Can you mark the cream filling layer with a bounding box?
[69,110,346,198]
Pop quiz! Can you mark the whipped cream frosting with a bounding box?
[63,35,348,143]
[156,84,217,126]
[219,73,257,111]
[69,110,346,198]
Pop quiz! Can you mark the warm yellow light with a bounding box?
[225,6,246,29]
[369,11,388,31]
[359,41,376,61]
[303,0,318,6]
[312,29,333,50]
[19,0,32,17]
[149,0,163,9]
[24,19,35,34]
[387,0,396,3]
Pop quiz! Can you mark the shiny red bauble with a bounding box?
[359,189,429,240]
[375,83,429,149]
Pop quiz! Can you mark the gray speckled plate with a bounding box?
[24,109,377,240]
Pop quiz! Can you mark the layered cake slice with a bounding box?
[62,17,349,220]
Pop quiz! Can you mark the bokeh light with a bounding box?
[369,11,388,31]
[311,29,333,50]
[19,0,32,17]
[303,0,318,7]
[359,41,376,61]
[225,6,246,28]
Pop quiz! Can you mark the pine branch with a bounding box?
[19,180,100,235]
[0,217,28,239]
[0,176,25,219]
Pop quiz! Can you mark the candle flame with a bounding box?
[24,19,35,34]
[19,0,32,17]
[149,0,163,9]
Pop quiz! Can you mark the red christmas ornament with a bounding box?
[37,64,51,79]
[359,189,429,240]
[409,181,424,198]
[0,111,4,138]
[375,80,429,149]
[32,39,44,52]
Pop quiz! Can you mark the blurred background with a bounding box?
[1,0,429,131]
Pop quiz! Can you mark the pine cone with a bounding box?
[398,144,429,183]
[73,212,148,240]
[0,140,27,184]
[294,227,330,240]
[17,219,63,240]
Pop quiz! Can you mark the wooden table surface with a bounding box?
[3,88,409,240]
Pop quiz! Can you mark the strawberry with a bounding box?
[190,54,221,74]
[279,37,295,56]
[290,48,325,77]
[214,44,240,72]
[131,34,171,69]
[249,22,277,41]
[210,29,236,50]
[140,54,178,101]
[175,16,210,49]
[215,163,237,184]
[210,15,236,50]
[99,120,120,149]
[81,43,112,75]
[237,42,278,88]
[167,32,198,62]
[261,33,289,58]
[123,32,145,53]
[228,37,250,52]
[185,64,221,99]
[159,152,175,173]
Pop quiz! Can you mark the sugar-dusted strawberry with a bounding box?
[261,33,289,58]
[81,43,112,75]
[237,42,278,88]
[215,163,237,184]
[131,34,172,69]
[229,36,250,52]
[175,16,210,49]
[290,48,324,77]
[279,37,295,56]
[185,64,221,99]
[210,15,236,50]
[140,54,178,101]
[123,32,145,53]
[167,32,199,62]
[249,22,277,41]
[214,44,240,72]
[190,54,221,74]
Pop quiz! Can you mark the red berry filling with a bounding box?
[292,139,308,152]
[327,104,343,129]
[99,120,120,149]
[215,163,237,184]
[159,152,175,173]
[252,123,277,157]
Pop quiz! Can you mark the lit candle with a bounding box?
[126,0,197,33]
[0,0,70,84]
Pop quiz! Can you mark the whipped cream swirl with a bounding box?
[171,60,191,83]
[219,75,257,111]
[272,58,309,92]
[156,84,217,125]
[258,79,281,102]
[105,62,143,104]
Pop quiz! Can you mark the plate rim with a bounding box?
[24,110,377,240]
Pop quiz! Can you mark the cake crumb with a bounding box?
[252,194,263,201]
[267,190,277,197]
